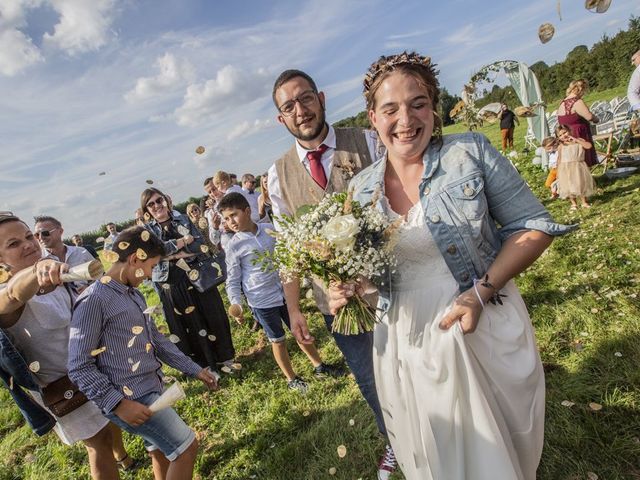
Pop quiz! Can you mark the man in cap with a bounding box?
[268,69,396,479]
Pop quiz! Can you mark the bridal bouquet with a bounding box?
[261,190,398,335]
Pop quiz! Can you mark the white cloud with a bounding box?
[174,65,272,127]
[125,53,195,103]
[0,0,44,75]
[0,28,43,76]
[226,118,274,141]
[444,24,476,45]
[43,0,116,55]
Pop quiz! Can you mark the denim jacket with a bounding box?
[350,132,576,311]
[147,212,209,283]
[0,329,56,435]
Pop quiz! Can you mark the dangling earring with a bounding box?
[432,111,443,142]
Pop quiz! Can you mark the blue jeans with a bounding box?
[252,305,290,342]
[106,391,195,461]
[323,315,386,437]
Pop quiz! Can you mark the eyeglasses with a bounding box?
[146,197,166,209]
[34,228,59,239]
[278,90,318,117]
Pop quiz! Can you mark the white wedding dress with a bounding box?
[374,201,545,480]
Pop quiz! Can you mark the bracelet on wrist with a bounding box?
[476,274,508,306]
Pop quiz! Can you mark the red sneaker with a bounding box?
[377,444,397,480]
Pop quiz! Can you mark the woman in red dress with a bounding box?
[557,79,600,167]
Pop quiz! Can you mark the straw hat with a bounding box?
[514,106,537,118]
[585,0,612,13]
[538,23,555,44]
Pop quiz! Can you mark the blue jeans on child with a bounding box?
[252,304,290,343]
[106,391,195,461]
[323,314,387,437]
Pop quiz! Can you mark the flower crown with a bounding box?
[363,51,435,92]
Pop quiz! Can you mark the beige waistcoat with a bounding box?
[274,127,373,315]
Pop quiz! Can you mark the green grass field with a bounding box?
[1,91,639,479]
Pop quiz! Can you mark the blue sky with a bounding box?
[1,0,638,235]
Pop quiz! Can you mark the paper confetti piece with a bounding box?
[195,146,205,154]
[174,308,182,316]
[91,347,107,356]
[169,334,180,343]
[146,179,154,185]
[131,361,140,372]
[188,270,199,281]
[0,269,10,284]
[162,283,171,290]
[328,467,337,475]
[132,326,144,335]
[561,400,575,407]
[100,275,112,284]
[198,329,207,337]
[200,244,209,254]
[337,445,347,458]
[589,402,603,411]
[140,230,150,241]
[146,343,152,353]
[208,335,216,342]
[303,410,310,417]
[177,225,190,236]
[231,363,242,371]
[198,218,208,229]
[185,306,195,314]
[9,376,14,390]
[136,248,148,260]
[135,268,145,278]
[123,386,133,396]
[348,419,355,426]
[118,242,130,250]
[29,361,40,373]
[102,250,119,263]
[127,336,136,348]
[221,366,232,373]
[614,352,623,357]
[24,328,31,337]
[176,259,190,271]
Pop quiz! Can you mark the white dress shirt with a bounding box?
[267,125,380,220]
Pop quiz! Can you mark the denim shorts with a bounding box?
[252,304,290,343]
[106,391,195,461]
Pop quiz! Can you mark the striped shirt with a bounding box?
[68,279,202,414]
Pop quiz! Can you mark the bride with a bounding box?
[329,52,574,479]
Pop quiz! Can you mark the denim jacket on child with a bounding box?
[349,132,576,312]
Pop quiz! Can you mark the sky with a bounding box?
[1,0,639,235]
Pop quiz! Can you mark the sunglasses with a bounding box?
[34,228,59,239]
[146,197,166,209]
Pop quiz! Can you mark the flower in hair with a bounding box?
[363,51,435,92]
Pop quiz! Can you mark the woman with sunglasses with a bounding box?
[141,188,237,375]
[0,212,135,479]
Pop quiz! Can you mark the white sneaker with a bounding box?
[377,444,397,480]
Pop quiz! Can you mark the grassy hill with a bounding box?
[1,96,639,479]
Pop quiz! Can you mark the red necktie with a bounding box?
[307,144,329,189]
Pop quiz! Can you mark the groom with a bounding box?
[267,69,396,479]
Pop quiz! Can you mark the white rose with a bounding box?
[322,214,360,251]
